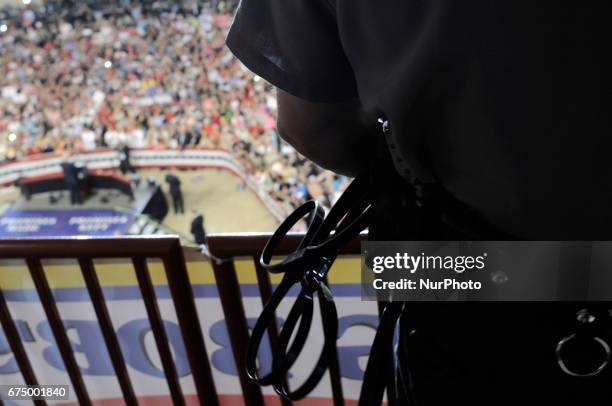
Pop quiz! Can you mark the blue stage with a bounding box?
[0,171,167,237]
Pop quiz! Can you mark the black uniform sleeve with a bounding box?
[226,0,359,103]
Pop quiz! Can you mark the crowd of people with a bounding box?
[0,0,349,212]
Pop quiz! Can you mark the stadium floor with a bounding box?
[142,168,278,236]
[0,168,279,240]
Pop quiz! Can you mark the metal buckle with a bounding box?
[556,333,611,377]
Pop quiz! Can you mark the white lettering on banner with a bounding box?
[68,216,129,231]
[0,217,57,226]
[0,217,58,233]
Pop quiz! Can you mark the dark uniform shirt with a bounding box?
[60,162,80,186]
[227,1,611,240]
[165,174,182,196]
[190,214,207,245]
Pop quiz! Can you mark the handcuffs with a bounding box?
[245,171,375,400]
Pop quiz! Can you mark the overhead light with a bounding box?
[104,60,112,69]
[8,133,17,142]
[23,0,31,5]
[0,25,7,33]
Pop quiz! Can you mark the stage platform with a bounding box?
[0,177,167,237]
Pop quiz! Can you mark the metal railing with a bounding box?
[0,236,218,406]
[206,233,363,406]
[0,234,365,406]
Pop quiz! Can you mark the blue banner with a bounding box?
[0,209,134,237]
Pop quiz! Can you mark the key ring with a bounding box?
[556,333,611,377]
[245,173,374,400]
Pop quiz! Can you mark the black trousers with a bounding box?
[68,185,81,205]
[171,193,184,214]
[368,170,612,405]
[119,159,136,175]
[394,302,612,406]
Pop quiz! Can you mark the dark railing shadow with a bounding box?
[0,236,217,406]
